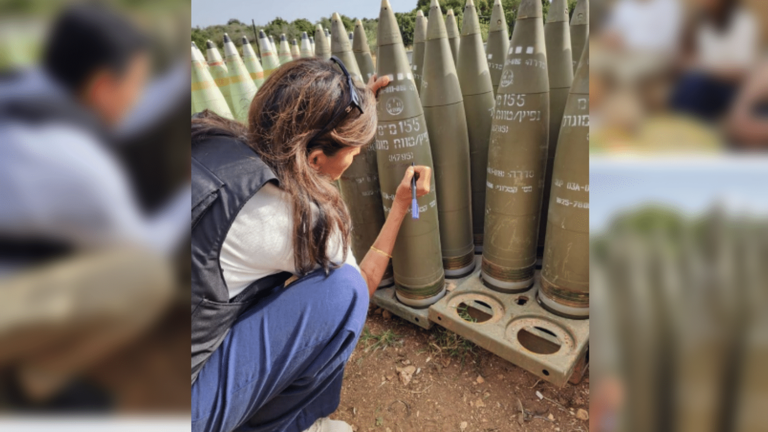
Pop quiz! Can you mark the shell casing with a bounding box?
[330,12,363,83]
[205,40,234,112]
[486,0,510,96]
[300,32,313,58]
[421,0,475,279]
[353,19,376,83]
[277,34,293,65]
[329,12,390,284]
[539,0,574,258]
[458,0,495,253]
[314,25,331,60]
[258,31,280,78]
[222,34,258,123]
[191,43,233,119]
[540,44,589,317]
[481,0,550,293]
[241,37,265,88]
[377,0,445,306]
[338,144,394,287]
[290,39,300,60]
[411,11,427,95]
[445,9,460,65]
[569,0,589,72]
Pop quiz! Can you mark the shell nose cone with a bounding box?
[426,1,447,40]
[223,33,231,43]
[571,0,589,25]
[547,0,569,22]
[206,40,214,49]
[280,34,287,41]
[378,0,404,46]
[517,0,543,19]
[461,0,481,35]
[258,30,266,38]
[302,32,308,39]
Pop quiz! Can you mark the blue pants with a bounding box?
[670,72,737,121]
[192,265,369,432]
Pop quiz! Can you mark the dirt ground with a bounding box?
[93,302,191,413]
[333,306,590,432]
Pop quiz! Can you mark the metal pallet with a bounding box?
[371,256,589,386]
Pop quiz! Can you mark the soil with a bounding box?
[92,302,191,413]
[333,307,589,432]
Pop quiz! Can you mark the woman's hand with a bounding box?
[367,73,391,98]
[358,164,432,297]
[393,165,431,215]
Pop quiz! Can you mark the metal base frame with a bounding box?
[371,257,588,387]
[371,286,434,329]
[428,269,589,387]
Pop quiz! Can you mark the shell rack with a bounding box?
[371,256,589,387]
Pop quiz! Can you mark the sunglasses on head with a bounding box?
[310,56,364,144]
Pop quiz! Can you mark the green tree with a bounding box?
[339,14,356,32]
[269,17,289,28]
[191,27,209,52]
[359,18,379,55]
[394,11,416,47]
[291,18,314,35]
[227,18,242,26]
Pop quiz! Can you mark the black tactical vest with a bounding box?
[191,135,291,384]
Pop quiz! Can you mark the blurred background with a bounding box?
[591,1,768,432]
[590,157,768,432]
[0,0,190,429]
[590,0,768,152]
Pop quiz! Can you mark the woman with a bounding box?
[191,58,431,432]
[671,0,759,120]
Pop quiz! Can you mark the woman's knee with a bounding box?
[293,264,368,324]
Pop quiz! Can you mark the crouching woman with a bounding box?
[191,58,431,432]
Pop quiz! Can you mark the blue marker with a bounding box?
[411,162,419,219]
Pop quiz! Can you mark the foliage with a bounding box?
[191,0,582,54]
[429,326,477,369]
[359,327,403,354]
[291,18,314,35]
[394,12,416,47]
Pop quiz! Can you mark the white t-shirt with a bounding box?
[219,182,360,299]
[696,9,758,71]
[605,0,683,54]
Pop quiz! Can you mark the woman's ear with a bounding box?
[307,148,326,171]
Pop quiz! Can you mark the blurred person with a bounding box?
[0,4,189,410]
[727,60,768,148]
[670,0,760,121]
[190,58,429,432]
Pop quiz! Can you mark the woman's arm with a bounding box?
[358,165,432,297]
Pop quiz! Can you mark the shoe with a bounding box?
[302,416,353,432]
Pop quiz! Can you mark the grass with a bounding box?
[457,304,477,323]
[429,324,478,369]
[359,327,403,354]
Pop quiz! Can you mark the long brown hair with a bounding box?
[193,58,377,276]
